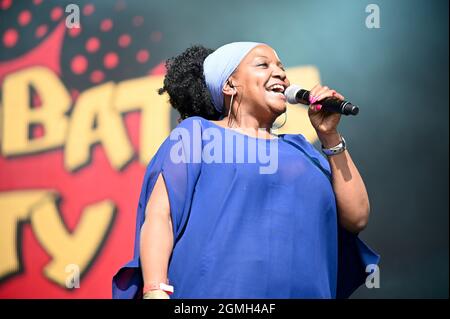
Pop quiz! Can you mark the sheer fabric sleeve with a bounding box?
[112,118,202,299]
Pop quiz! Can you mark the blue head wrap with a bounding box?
[203,42,262,114]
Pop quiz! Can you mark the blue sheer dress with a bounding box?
[112,116,379,299]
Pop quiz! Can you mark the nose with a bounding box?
[271,65,288,86]
[272,65,286,81]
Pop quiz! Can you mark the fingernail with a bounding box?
[310,96,317,104]
[316,104,322,111]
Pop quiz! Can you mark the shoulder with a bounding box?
[169,116,206,140]
[280,133,313,149]
[282,133,321,157]
[164,117,207,161]
[146,118,207,167]
[281,133,331,172]
[176,116,208,130]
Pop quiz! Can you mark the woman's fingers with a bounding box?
[309,84,321,97]
[331,90,345,101]
[315,86,335,102]
[308,84,322,104]
[308,85,325,111]
[309,85,330,104]
[309,85,346,106]
[309,103,322,112]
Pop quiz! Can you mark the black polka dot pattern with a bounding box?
[1,0,166,98]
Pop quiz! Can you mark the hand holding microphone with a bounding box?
[283,84,356,142]
[284,84,359,116]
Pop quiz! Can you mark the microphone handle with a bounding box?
[296,89,359,116]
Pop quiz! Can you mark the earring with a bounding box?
[271,108,287,131]
[227,91,235,127]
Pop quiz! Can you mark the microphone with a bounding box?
[284,85,359,116]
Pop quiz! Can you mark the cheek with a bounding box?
[285,78,291,87]
[239,71,269,97]
[250,70,268,83]
[253,76,269,93]
[243,80,265,97]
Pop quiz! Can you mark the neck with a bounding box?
[222,112,278,138]
[234,115,272,128]
[221,96,280,137]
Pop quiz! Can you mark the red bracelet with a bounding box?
[143,282,174,295]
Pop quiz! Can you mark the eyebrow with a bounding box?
[254,55,284,67]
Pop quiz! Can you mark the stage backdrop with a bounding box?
[0,0,448,298]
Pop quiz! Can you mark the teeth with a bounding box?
[267,84,285,92]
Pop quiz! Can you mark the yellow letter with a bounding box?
[0,190,50,280]
[1,67,71,156]
[65,82,134,171]
[114,76,172,165]
[0,190,115,287]
[31,197,115,286]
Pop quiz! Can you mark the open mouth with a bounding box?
[266,83,286,99]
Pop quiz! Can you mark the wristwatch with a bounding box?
[321,136,346,156]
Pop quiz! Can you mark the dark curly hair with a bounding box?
[158,45,222,121]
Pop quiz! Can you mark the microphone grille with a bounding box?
[284,85,301,104]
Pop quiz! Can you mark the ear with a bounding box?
[222,78,236,97]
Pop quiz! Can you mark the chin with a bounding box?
[270,102,287,117]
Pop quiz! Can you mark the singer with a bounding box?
[112,42,379,299]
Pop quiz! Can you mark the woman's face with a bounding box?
[229,44,290,120]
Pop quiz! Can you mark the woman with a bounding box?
[112,42,379,299]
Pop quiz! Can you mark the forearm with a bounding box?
[139,213,174,288]
[319,133,370,233]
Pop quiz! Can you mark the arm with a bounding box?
[308,85,370,234]
[318,132,370,233]
[139,173,174,298]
